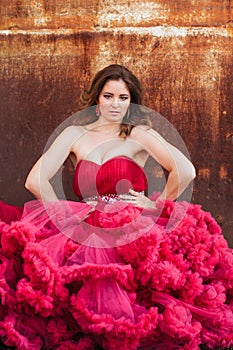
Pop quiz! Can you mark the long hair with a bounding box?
[77,64,151,137]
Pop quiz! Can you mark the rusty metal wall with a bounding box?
[0,1,232,244]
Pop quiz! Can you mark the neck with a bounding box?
[91,121,121,135]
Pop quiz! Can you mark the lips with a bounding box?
[110,111,120,114]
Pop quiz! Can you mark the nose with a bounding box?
[111,98,120,108]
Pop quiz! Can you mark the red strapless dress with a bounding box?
[0,157,233,350]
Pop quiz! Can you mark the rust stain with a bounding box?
[198,168,211,179]
[154,170,164,179]
[219,165,228,180]
[226,27,233,37]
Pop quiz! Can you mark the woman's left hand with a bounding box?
[119,189,155,209]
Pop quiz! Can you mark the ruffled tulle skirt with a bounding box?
[0,195,233,349]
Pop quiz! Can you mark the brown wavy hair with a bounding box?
[77,64,151,137]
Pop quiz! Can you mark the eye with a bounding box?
[103,94,112,99]
[120,96,129,101]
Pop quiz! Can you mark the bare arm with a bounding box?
[25,126,82,201]
[130,126,196,202]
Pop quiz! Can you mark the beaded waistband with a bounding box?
[82,191,145,204]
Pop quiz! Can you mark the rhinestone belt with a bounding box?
[82,191,145,204]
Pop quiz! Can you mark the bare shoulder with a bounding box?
[130,125,164,144]
[57,125,86,142]
[44,125,88,154]
[60,124,85,136]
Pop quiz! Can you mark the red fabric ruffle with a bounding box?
[0,197,233,349]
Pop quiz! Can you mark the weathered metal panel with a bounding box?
[0,1,232,244]
[1,1,233,30]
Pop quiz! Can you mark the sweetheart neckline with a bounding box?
[73,156,148,197]
[75,156,144,170]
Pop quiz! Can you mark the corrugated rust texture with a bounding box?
[0,2,232,244]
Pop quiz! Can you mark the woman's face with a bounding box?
[97,79,131,123]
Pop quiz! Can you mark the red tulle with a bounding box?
[1,157,233,349]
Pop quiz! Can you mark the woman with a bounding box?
[0,64,233,350]
[25,65,195,204]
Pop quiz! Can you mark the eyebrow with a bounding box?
[103,92,129,96]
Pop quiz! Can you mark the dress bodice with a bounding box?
[73,156,148,200]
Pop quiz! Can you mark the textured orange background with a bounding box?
[0,1,232,244]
